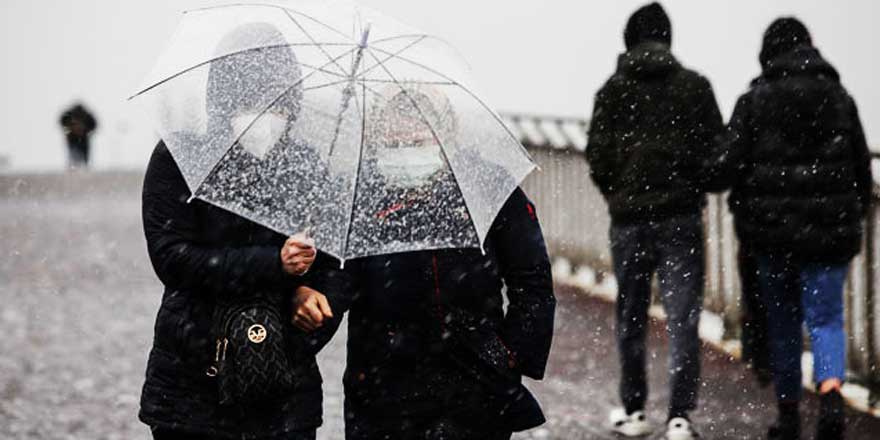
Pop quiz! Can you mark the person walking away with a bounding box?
[60,103,97,169]
[709,17,872,440]
[585,3,723,438]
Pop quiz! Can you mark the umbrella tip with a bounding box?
[360,24,371,48]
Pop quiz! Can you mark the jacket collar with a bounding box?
[755,46,839,85]
[617,42,681,79]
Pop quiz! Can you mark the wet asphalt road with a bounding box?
[2,171,879,439]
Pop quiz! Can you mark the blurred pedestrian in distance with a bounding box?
[585,2,723,438]
[708,17,872,440]
[59,102,97,169]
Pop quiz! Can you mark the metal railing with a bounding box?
[521,145,880,404]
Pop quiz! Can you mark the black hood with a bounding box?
[617,42,681,79]
[206,22,303,136]
[760,17,813,68]
[756,46,839,84]
[624,2,672,50]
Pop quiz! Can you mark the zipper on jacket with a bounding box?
[495,334,517,369]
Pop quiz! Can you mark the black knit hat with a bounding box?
[760,17,813,67]
[624,2,672,50]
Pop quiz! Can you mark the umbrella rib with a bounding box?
[292,82,377,124]
[369,34,431,45]
[280,8,351,77]
[130,43,355,99]
[352,36,427,81]
[357,80,386,99]
[340,80,369,261]
[363,47,485,249]
[188,194,345,262]
[190,46,360,195]
[185,3,354,42]
[356,79,457,86]
[325,35,425,157]
[302,78,352,92]
[367,46,536,163]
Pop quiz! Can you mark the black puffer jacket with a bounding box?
[586,42,724,224]
[711,29,872,262]
[341,188,555,438]
[139,142,346,439]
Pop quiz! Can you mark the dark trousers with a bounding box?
[610,214,704,417]
[151,427,316,440]
[346,416,513,440]
[67,142,89,168]
[738,244,771,383]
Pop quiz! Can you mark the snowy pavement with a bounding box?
[2,172,879,439]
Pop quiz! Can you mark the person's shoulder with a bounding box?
[594,74,628,106]
[601,73,628,93]
[144,140,186,192]
[498,187,537,222]
[675,67,714,90]
[148,140,173,167]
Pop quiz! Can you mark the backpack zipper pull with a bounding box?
[206,339,223,377]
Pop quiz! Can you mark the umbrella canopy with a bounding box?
[132,0,535,263]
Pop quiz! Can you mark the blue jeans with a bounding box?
[757,255,848,402]
[610,215,704,417]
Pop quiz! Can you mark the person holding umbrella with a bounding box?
[135,5,545,438]
[708,18,872,440]
[292,85,556,439]
[139,22,347,440]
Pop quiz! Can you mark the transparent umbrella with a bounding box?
[131,0,536,264]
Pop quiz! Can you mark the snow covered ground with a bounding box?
[2,171,879,439]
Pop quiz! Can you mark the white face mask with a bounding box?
[231,113,288,159]
[376,144,446,188]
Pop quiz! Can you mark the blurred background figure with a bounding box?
[586,3,723,439]
[710,16,872,440]
[59,102,97,169]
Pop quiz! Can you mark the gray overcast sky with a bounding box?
[2,0,878,170]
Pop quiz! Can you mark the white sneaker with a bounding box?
[609,408,652,437]
[665,417,699,440]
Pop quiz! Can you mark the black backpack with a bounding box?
[207,295,296,406]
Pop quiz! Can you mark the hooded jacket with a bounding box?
[138,22,347,439]
[586,7,723,224]
[340,187,555,437]
[712,19,873,262]
[139,143,348,438]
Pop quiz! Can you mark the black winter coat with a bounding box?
[139,142,346,439]
[712,47,872,262]
[340,188,556,437]
[60,104,97,149]
[586,42,724,224]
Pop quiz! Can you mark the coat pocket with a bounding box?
[444,307,519,385]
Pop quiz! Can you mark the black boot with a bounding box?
[817,390,845,440]
[767,401,800,440]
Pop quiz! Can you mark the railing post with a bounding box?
[865,198,879,407]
